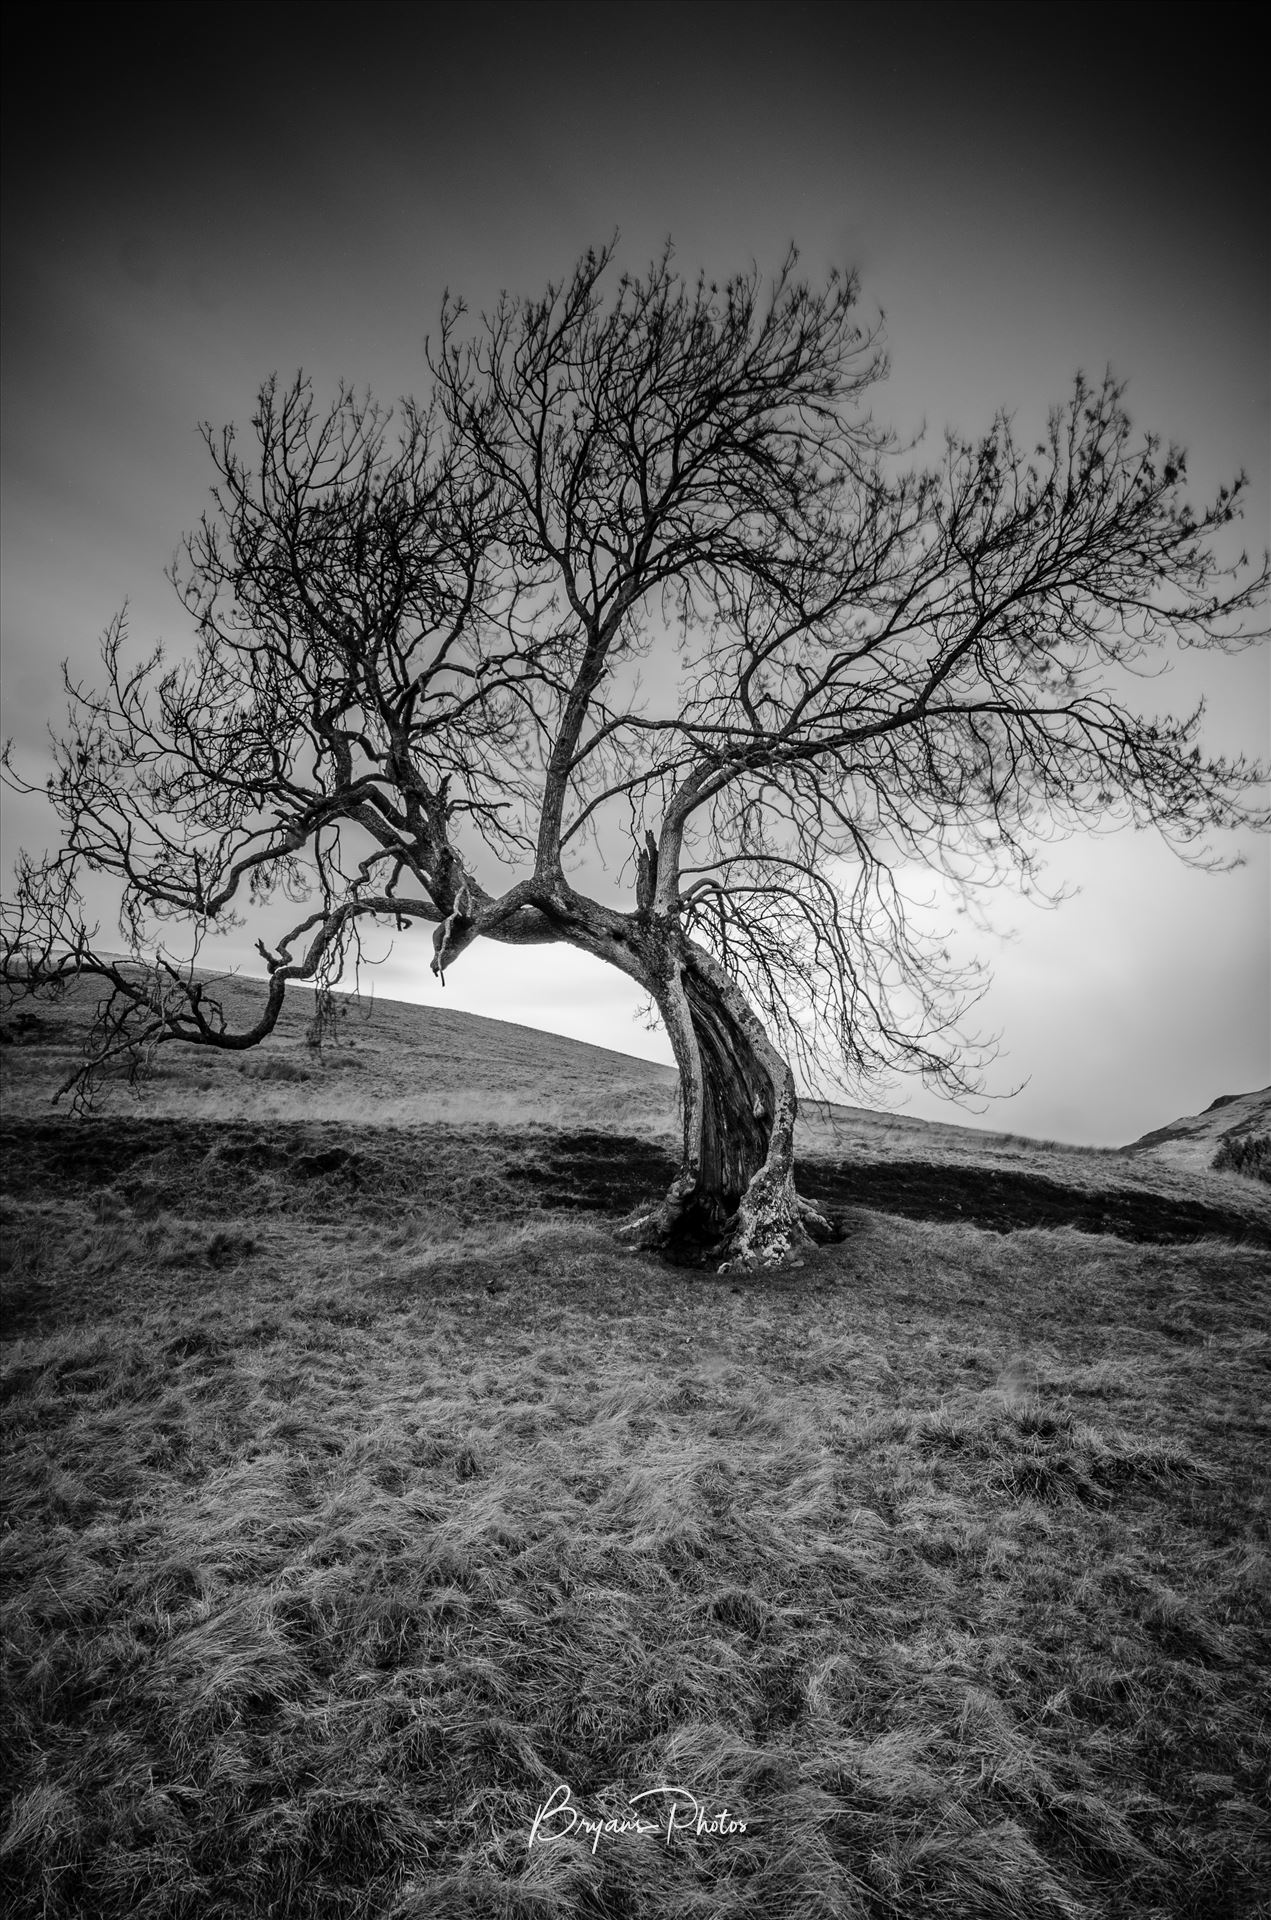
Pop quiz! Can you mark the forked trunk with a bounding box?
[621,935,832,1268]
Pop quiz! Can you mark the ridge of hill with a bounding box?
[1122,1086,1271,1172]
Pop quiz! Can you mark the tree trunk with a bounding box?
[620,933,833,1268]
[433,877,833,1268]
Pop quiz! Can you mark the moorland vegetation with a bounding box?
[2,984,1268,1919]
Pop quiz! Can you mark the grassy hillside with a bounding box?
[4,971,1266,1234]
[2,977,1269,1918]
[1123,1088,1271,1179]
[0,971,683,1135]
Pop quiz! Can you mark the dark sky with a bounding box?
[2,1,1267,1141]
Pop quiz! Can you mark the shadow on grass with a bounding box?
[5,1119,1268,1252]
[503,1130,1270,1250]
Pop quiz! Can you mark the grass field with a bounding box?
[1,981,1269,1918]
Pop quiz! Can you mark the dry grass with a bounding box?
[2,1076,1269,1919]
[0,973,682,1139]
[3,980,1269,1916]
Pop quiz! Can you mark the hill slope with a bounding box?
[1122,1086,1271,1173]
[3,971,1268,1249]
[1,970,681,1135]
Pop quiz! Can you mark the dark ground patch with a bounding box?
[3,1119,1268,1254]
[0,1118,374,1214]
[511,1134,1271,1249]
[0,1008,77,1047]
[506,1129,679,1211]
[798,1157,1271,1247]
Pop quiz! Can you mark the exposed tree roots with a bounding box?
[617,1171,838,1271]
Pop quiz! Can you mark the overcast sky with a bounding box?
[2,0,1267,1145]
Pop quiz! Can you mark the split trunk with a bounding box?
[620,931,832,1267]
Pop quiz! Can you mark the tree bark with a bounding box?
[619,932,833,1268]
[429,876,833,1269]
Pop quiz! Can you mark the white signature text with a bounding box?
[529,1781,748,1853]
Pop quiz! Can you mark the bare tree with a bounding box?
[4,245,1267,1265]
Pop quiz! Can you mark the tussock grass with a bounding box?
[2,1133,1269,1920]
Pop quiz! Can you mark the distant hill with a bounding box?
[1121,1087,1271,1173]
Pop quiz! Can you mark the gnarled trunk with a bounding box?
[428,874,834,1268]
[620,934,832,1268]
